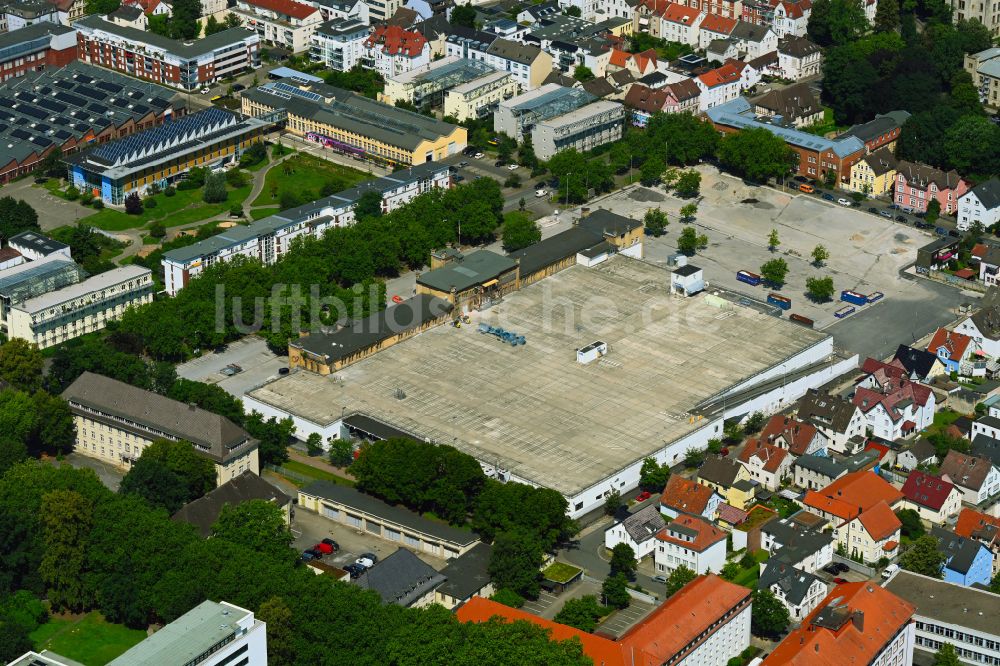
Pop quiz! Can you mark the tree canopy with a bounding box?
[718,129,797,183]
[0,197,39,243]
[900,535,946,578]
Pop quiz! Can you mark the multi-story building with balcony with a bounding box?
[309,17,367,71]
[532,99,624,160]
[76,15,260,91]
[233,0,322,53]
[444,70,518,121]
[965,47,1000,109]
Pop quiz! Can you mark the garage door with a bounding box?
[322,504,339,520]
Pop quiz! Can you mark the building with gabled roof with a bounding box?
[171,470,291,537]
[758,560,827,621]
[955,286,1000,358]
[853,372,936,441]
[759,413,825,456]
[955,508,1000,577]
[661,473,722,520]
[753,81,821,127]
[901,470,962,524]
[848,146,898,196]
[777,34,821,80]
[939,449,1000,505]
[805,472,902,564]
[760,511,834,573]
[892,344,946,381]
[894,160,969,215]
[363,24,431,78]
[897,438,938,472]
[653,513,727,575]
[931,526,994,588]
[764,582,915,666]
[434,542,493,609]
[605,502,667,559]
[958,177,1000,231]
[354,547,446,607]
[738,438,791,489]
[233,0,322,52]
[793,452,848,490]
[796,389,867,455]
[926,326,975,373]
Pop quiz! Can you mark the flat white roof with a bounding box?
[13,264,151,315]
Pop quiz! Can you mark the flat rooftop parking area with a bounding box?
[597,168,973,357]
[247,257,828,497]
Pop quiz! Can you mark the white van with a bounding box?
[881,564,899,580]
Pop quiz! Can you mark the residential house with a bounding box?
[839,111,909,155]
[965,48,1000,108]
[848,147,897,196]
[760,413,827,456]
[310,18,370,71]
[653,514,727,575]
[764,583,916,666]
[516,0,559,24]
[171,470,291,538]
[955,508,1000,577]
[484,39,552,91]
[753,82,822,128]
[771,0,810,37]
[662,78,701,112]
[957,178,1000,231]
[696,62,745,109]
[759,511,834,573]
[659,3,704,46]
[354,548,446,607]
[697,13,737,48]
[980,246,1000,287]
[706,37,740,63]
[793,453,847,490]
[972,433,1000,471]
[894,160,969,214]
[776,34,821,80]
[973,415,1000,443]
[757,561,827,621]
[955,289,1000,360]
[739,438,791,490]
[607,47,658,77]
[729,20,776,58]
[853,370,936,441]
[434,542,493,609]
[624,84,667,125]
[896,438,938,472]
[803,471,904,563]
[926,327,975,373]
[233,0,322,53]
[931,527,994,588]
[746,50,780,78]
[604,502,666,560]
[901,471,963,524]
[939,449,1000,506]
[698,455,755,509]
[363,25,430,78]
[660,473,722,520]
[796,390,866,455]
[893,344,947,382]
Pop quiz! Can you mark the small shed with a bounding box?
[671,264,704,296]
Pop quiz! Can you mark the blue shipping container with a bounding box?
[737,270,762,286]
[835,305,856,318]
[767,293,792,310]
[840,290,868,306]
[867,291,884,303]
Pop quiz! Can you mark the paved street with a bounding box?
[176,336,288,398]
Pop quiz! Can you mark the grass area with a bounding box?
[736,505,779,532]
[730,551,769,588]
[543,561,583,583]
[279,459,356,487]
[30,612,146,665]
[803,107,848,138]
[251,154,370,208]
[249,206,280,220]
[73,182,251,231]
[768,496,802,519]
[932,408,962,429]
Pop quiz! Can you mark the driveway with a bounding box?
[62,452,125,491]
[175,336,288,398]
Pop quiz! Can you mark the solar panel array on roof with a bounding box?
[86,107,237,167]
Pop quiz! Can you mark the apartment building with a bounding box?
[532,99,624,160]
[0,21,76,83]
[63,371,260,484]
[362,24,429,79]
[951,0,1000,36]
[233,0,322,53]
[452,36,552,91]
[653,514,727,575]
[444,70,518,121]
[76,16,260,91]
[365,0,403,23]
[309,17,368,71]
[895,160,969,214]
[6,265,153,348]
[958,177,1000,231]
[965,47,1000,108]
[493,83,596,141]
[66,108,269,206]
[380,55,495,108]
[162,161,451,294]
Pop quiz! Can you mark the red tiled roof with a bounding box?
[883,540,898,551]
[764,583,915,666]
[0,247,22,262]
[972,243,988,259]
[662,3,702,24]
[243,0,318,19]
[853,378,933,422]
[901,470,956,511]
[366,24,428,57]
[458,575,751,666]
[633,48,658,71]
[927,327,972,361]
[955,507,1000,548]
[699,13,737,33]
[739,438,789,473]
[759,414,817,456]
[655,514,727,552]
[698,62,742,88]
[717,502,748,525]
[776,0,807,18]
[863,441,890,462]
[954,268,976,280]
[609,48,632,67]
[661,474,716,515]
[803,471,903,521]
[857,500,900,541]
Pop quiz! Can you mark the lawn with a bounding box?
[249,206,280,220]
[251,154,370,208]
[30,612,146,665]
[731,551,769,588]
[74,182,251,231]
[279,459,355,487]
[803,107,848,138]
[543,561,583,584]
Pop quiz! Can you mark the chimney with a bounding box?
[851,611,865,632]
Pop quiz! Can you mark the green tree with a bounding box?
[900,534,946,577]
[768,229,780,251]
[0,389,37,445]
[124,192,143,215]
[665,565,697,597]
[354,191,384,221]
[680,203,699,221]
[745,411,766,433]
[718,129,797,183]
[491,588,525,608]
[821,44,879,125]
[257,597,296,666]
[84,0,119,14]
[554,595,607,632]
[811,244,829,266]
[895,508,925,539]
[640,156,666,186]
[644,209,668,237]
[501,212,541,252]
[203,15,223,35]
[168,0,200,38]
[674,171,702,198]
[677,227,700,255]
[573,65,595,82]
[212,500,294,561]
[328,439,354,467]
[564,4,581,15]
[806,276,835,302]
[932,643,961,666]
[602,573,630,609]
[760,258,790,287]
[707,438,724,455]
[604,489,622,516]
[489,529,545,599]
[944,115,1000,174]
[39,489,92,611]
[751,589,790,637]
[721,562,740,580]
[926,198,941,224]
[639,457,670,491]
[0,438,27,477]
[609,543,637,580]
[306,432,323,456]
[684,447,705,468]
[30,391,75,454]
[118,458,190,513]
[244,411,293,466]
[874,0,900,31]
[0,620,33,663]
[450,2,477,26]
[646,112,720,165]
[202,172,228,203]
[808,0,868,46]
[0,339,43,391]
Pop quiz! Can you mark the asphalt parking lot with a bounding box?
[175,336,288,398]
[598,599,657,638]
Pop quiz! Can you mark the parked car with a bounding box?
[314,542,333,555]
[200,87,211,94]
[494,160,505,167]
[474,152,485,159]
[879,210,892,219]
[232,83,246,92]
[915,221,932,229]
[822,564,840,575]
[344,563,365,578]
[881,564,900,579]
[453,175,464,182]
[834,563,850,573]
[322,538,339,551]
[798,183,814,193]
[914,211,926,218]
[355,557,374,569]
[895,215,908,223]
[214,344,228,353]
[360,552,378,564]
[935,226,947,236]
[949,229,961,237]
[868,207,878,214]
[278,367,290,375]
[652,575,668,584]
[535,188,548,198]
[507,163,518,171]
[837,198,851,206]
[720,447,730,456]
[636,490,652,502]
[821,193,834,201]
[301,548,322,561]
[392,295,404,304]
[458,161,469,167]
[833,577,848,584]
